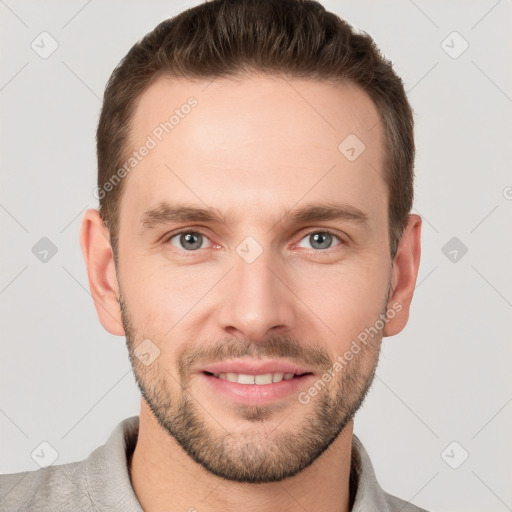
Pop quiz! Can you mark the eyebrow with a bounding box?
[139,200,369,232]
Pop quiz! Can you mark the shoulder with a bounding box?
[382,490,431,512]
[0,417,140,512]
[0,459,94,512]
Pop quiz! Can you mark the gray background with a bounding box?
[1,1,511,511]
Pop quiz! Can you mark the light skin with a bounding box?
[80,74,421,512]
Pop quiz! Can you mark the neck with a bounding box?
[129,401,354,512]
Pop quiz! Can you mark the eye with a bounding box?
[295,230,343,251]
[164,229,344,254]
[166,230,212,251]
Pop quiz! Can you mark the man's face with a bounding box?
[116,75,393,482]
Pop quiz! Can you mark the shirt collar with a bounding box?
[350,433,397,511]
[86,415,143,511]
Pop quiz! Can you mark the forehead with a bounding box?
[121,74,386,228]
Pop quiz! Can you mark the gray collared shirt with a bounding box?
[0,416,429,511]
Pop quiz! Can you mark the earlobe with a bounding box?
[383,214,422,337]
[79,209,125,336]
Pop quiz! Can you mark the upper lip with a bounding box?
[201,359,314,376]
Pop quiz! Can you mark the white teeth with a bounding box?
[255,373,273,385]
[213,372,299,384]
[237,374,255,385]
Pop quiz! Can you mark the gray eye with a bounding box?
[296,232,341,251]
[169,232,207,251]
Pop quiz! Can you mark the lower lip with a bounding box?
[199,372,315,405]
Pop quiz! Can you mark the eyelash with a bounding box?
[162,228,345,256]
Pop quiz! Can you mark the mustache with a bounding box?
[177,335,332,379]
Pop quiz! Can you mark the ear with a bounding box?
[79,209,125,336]
[383,214,422,337]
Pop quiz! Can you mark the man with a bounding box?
[0,0,425,510]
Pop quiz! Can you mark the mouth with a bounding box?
[203,371,312,385]
[198,360,316,405]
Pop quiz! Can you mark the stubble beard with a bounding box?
[119,295,384,483]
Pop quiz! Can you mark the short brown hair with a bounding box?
[96,0,414,260]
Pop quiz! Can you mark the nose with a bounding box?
[216,245,297,343]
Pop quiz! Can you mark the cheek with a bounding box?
[121,264,217,368]
[119,249,200,327]
[291,258,389,344]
